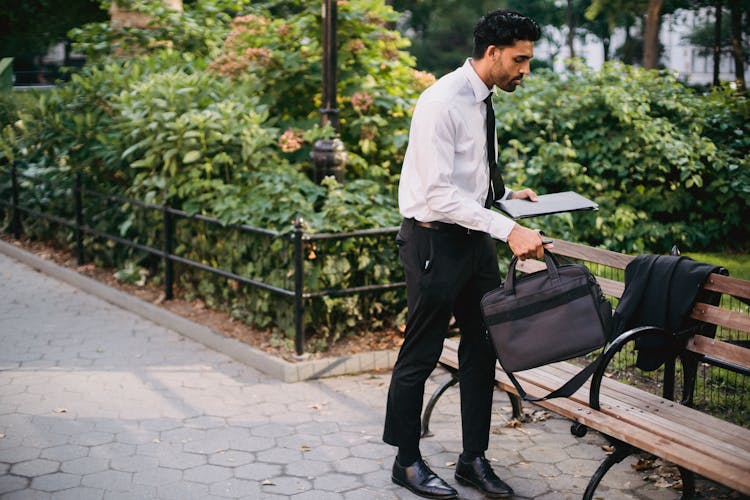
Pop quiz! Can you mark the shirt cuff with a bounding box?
[488,213,517,242]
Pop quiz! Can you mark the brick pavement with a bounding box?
[0,247,680,499]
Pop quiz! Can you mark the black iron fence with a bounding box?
[1,161,403,355]
[1,161,747,424]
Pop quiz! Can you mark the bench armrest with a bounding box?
[589,326,665,410]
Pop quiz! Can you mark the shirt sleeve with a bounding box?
[413,101,517,241]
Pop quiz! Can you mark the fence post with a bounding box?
[163,202,174,300]
[10,160,21,239]
[74,172,84,265]
[293,215,305,356]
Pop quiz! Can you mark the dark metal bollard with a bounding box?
[74,172,84,265]
[10,160,21,239]
[163,203,174,300]
[293,215,305,355]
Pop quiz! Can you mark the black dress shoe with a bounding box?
[455,456,514,498]
[392,457,458,499]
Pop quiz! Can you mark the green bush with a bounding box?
[206,0,432,181]
[0,0,411,352]
[497,62,750,253]
[3,4,749,353]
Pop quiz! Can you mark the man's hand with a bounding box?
[507,224,548,261]
[510,188,538,201]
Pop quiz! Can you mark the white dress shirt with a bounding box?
[398,59,516,241]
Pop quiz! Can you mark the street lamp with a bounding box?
[310,0,347,183]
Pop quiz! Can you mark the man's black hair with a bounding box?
[472,9,542,59]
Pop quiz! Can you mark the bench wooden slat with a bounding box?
[690,302,750,332]
[597,276,624,299]
[548,240,634,270]
[687,334,750,368]
[524,360,750,453]
[702,273,750,301]
[441,341,750,453]
[438,340,750,495]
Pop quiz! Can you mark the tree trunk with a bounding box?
[603,36,611,61]
[566,0,576,69]
[728,0,746,91]
[642,0,664,69]
[713,0,723,86]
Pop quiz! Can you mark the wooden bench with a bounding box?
[422,239,750,499]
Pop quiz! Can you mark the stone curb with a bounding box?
[0,239,399,382]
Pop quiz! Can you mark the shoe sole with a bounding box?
[455,473,513,498]
[391,475,458,499]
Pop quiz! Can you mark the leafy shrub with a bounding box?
[3,5,749,354]
[206,0,433,182]
[497,62,750,253]
[0,0,413,352]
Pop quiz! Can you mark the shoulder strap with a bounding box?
[504,351,606,402]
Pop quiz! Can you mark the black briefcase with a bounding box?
[480,250,613,400]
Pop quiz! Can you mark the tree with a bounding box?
[713,0,723,85]
[684,0,749,89]
[0,0,107,81]
[391,0,499,75]
[728,0,747,90]
[643,0,666,68]
[587,0,650,63]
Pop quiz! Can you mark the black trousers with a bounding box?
[383,218,501,454]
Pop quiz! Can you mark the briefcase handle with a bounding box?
[504,249,562,296]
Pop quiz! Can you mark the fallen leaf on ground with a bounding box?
[631,457,656,471]
[525,410,550,422]
[53,408,67,413]
[505,418,524,429]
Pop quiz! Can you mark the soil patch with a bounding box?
[2,235,403,362]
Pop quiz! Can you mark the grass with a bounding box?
[683,251,750,280]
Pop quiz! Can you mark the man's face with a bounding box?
[488,40,534,92]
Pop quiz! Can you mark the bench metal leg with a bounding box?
[570,422,588,437]
[420,368,523,438]
[508,392,523,420]
[583,439,634,500]
[421,371,459,438]
[678,466,696,499]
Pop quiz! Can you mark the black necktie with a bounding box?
[483,94,505,209]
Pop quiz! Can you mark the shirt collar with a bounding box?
[462,58,494,103]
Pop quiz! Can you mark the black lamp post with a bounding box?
[310,0,347,182]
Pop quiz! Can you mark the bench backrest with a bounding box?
[516,240,750,375]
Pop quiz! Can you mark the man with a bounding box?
[383,10,545,499]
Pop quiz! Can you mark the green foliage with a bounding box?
[206,0,430,181]
[496,61,750,253]
[3,1,749,353]
[69,0,246,63]
[0,0,413,352]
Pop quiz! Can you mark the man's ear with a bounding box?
[485,45,502,61]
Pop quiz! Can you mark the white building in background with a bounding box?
[536,8,746,86]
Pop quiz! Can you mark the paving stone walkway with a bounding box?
[1,249,685,499]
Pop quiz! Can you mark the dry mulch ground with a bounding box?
[2,235,403,362]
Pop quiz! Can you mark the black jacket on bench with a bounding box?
[612,254,721,370]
